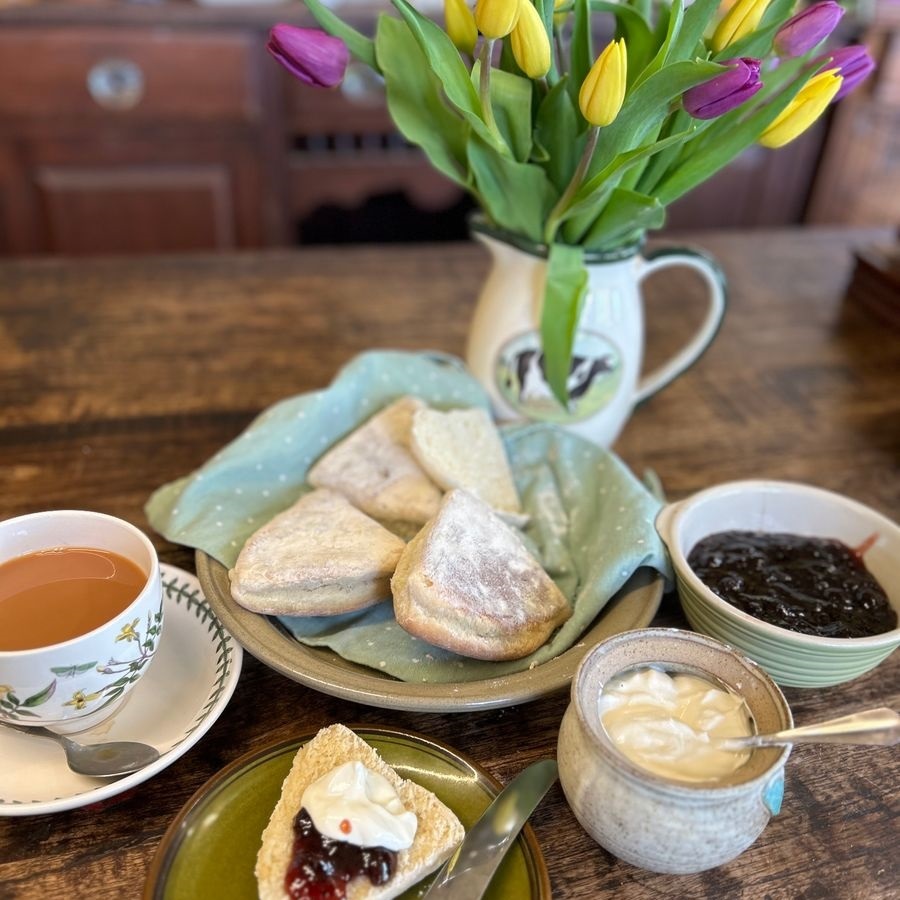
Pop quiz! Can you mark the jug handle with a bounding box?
[634,247,727,404]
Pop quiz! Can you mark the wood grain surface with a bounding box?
[0,229,898,900]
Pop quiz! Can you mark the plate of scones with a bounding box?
[194,392,664,712]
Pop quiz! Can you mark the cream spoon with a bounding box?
[719,707,900,751]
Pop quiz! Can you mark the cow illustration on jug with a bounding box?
[496,331,624,424]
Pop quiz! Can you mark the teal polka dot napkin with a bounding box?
[145,350,670,683]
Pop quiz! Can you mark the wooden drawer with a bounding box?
[0,27,261,124]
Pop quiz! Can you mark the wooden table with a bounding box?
[1,229,898,899]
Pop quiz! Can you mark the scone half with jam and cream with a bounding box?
[256,724,464,900]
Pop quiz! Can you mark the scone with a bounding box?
[391,489,572,660]
[229,489,405,616]
[256,724,464,900]
[409,406,528,525]
[307,396,443,526]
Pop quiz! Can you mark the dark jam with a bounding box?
[284,808,396,900]
[687,531,896,639]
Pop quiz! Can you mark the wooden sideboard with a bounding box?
[0,1,896,256]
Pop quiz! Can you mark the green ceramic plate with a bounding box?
[144,726,551,900]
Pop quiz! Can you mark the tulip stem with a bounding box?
[544,126,599,245]
[554,32,567,75]
[478,39,500,136]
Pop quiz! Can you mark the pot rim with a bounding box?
[570,627,792,798]
[468,212,644,264]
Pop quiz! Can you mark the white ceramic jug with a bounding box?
[465,223,727,446]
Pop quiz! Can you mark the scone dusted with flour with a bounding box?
[307,395,442,526]
[391,490,572,660]
[409,406,528,526]
[229,489,405,616]
[256,724,464,900]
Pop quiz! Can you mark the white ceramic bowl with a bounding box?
[655,480,900,688]
[558,628,792,874]
[0,510,163,732]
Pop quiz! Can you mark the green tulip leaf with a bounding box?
[631,0,684,90]
[473,61,534,163]
[581,188,665,248]
[568,0,594,113]
[377,16,470,188]
[303,0,377,70]
[634,108,698,194]
[651,2,672,47]
[541,243,588,406]
[535,0,560,84]
[467,135,557,242]
[670,0,721,61]
[388,0,501,151]
[632,0,653,20]
[535,78,581,191]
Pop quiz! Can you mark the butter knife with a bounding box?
[422,758,558,899]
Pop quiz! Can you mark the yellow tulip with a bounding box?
[711,0,773,54]
[445,0,478,55]
[553,0,568,29]
[510,1,552,78]
[475,0,521,39]
[578,38,628,127]
[759,68,843,148]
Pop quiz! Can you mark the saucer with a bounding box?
[0,564,243,816]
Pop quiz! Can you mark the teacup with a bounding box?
[466,219,727,446]
[0,510,163,733]
[558,628,792,874]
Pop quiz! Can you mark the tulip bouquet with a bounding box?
[269,0,874,404]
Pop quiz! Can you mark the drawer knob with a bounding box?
[87,59,144,111]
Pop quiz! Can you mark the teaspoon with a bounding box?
[1,720,160,777]
[719,707,900,751]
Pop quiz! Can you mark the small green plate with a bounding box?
[144,726,551,900]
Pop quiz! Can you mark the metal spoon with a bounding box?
[1,720,160,777]
[719,707,900,751]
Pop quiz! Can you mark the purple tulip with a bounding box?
[818,44,876,100]
[683,58,763,120]
[267,24,349,88]
[774,2,845,58]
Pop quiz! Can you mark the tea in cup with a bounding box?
[0,510,163,733]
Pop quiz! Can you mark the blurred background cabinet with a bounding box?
[0,1,896,256]
[0,18,284,254]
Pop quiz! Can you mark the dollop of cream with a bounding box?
[598,667,754,782]
[300,761,417,850]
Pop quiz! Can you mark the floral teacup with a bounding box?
[0,510,163,733]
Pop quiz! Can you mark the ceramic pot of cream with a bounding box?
[557,628,792,874]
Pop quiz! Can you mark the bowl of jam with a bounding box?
[655,480,900,688]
